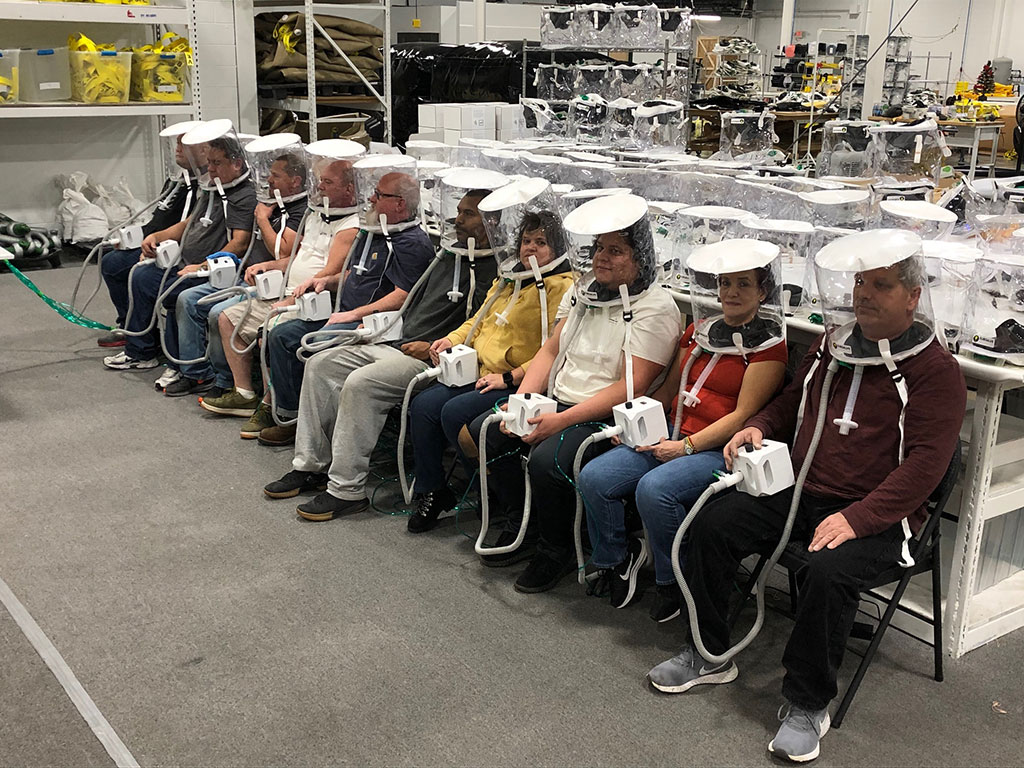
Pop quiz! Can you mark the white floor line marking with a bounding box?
[0,576,140,768]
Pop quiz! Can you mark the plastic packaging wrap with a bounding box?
[608,64,656,101]
[605,97,639,145]
[480,148,522,175]
[816,120,874,177]
[633,100,687,151]
[534,62,574,102]
[687,239,786,355]
[878,200,957,240]
[0,49,19,104]
[799,188,872,228]
[868,119,950,183]
[612,5,661,48]
[521,98,567,137]
[649,200,688,277]
[741,217,816,310]
[669,205,750,287]
[405,139,451,164]
[960,254,1024,364]
[539,6,578,48]
[519,151,573,183]
[572,64,614,100]
[576,4,616,48]
[923,240,980,350]
[719,111,776,158]
[658,7,692,50]
[568,94,608,143]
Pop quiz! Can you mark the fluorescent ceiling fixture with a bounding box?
[693,14,722,21]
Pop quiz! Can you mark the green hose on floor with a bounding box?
[1,256,112,331]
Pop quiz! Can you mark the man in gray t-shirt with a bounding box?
[105,136,255,370]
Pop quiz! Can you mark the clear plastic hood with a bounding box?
[814,228,934,365]
[245,133,306,204]
[305,139,366,214]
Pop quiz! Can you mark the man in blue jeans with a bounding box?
[98,132,199,348]
[162,150,307,397]
[103,133,256,378]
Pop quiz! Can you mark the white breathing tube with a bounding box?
[396,255,559,504]
[671,359,840,666]
[475,412,536,555]
[198,206,312,356]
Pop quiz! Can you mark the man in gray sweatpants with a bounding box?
[262,189,497,520]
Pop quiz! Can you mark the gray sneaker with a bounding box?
[768,703,830,762]
[647,645,738,694]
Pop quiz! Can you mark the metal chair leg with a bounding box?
[932,541,944,682]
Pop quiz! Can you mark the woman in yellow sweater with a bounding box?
[406,206,574,532]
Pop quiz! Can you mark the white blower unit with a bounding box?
[154,240,182,268]
[438,344,478,387]
[504,392,558,437]
[612,396,669,448]
[296,290,333,322]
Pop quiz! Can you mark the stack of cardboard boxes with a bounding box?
[412,101,530,144]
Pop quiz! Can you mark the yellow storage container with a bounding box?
[70,50,132,103]
[130,50,189,102]
[0,49,18,104]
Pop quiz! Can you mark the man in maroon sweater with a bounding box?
[647,239,966,762]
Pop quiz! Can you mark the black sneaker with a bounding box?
[164,376,215,397]
[513,552,574,594]
[96,330,126,348]
[609,537,649,609]
[650,583,682,623]
[296,492,369,522]
[407,487,458,533]
[479,527,537,568]
[263,470,328,499]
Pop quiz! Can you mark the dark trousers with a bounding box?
[265,318,357,412]
[123,262,201,361]
[408,382,507,493]
[99,247,141,327]
[684,487,906,711]
[469,406,611,560]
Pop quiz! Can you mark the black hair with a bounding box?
[516,210,566,259]
[274,152,306,180]
[207,136,244,163]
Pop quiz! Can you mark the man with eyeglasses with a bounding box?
[242,170,435,445]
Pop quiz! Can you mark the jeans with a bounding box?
[171,282,231,380]
[408,382,507,493]
[99,247,141,327]
[579,445,726,583]
[685,487,906,710]
[124,262,202,361]
[266,318,357,415]
[468,406,612,561]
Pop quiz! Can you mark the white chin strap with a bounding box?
[273,189,288,259]
[178,169,193,222]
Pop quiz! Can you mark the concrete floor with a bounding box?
[1,262,1023,767]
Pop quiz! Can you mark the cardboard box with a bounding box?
[495,104,523,133]
[439,103,496,133]
[407,130,444,144]
[418,102,454,129]
[443,127,495,145]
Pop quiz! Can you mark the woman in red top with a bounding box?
[578,265,787,621]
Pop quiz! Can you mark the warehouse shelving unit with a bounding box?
[0,0,201,201]
[250,0,392,143]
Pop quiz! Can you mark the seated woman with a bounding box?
[406,199,574,533]
[466,194,682,593]
[578,238,788,621]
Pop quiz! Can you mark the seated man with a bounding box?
[103,134,256,372]
[203,169,431,427]
[647,235,965,763]
[262,186,499,521]
[98,127,199,348]
[161,148,307,396]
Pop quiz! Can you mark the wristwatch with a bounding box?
[503,371,515,389]
[683,436,695,455]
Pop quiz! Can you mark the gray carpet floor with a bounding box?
[1,262,1022,767]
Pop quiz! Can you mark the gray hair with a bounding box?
[894,256,924,291]
[381,171,421,221]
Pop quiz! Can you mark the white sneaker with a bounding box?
[154,367,182,390]
[103,351,159,370]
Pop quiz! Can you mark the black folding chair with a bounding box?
[731,440,961,728]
